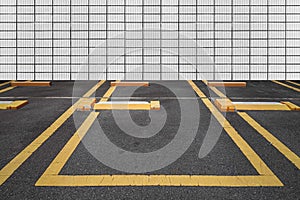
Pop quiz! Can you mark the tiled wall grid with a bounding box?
[0,0,299,80]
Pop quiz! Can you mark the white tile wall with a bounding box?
[0,0,299,80]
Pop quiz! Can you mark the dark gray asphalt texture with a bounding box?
[0,80,299,200]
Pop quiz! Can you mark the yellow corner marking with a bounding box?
[238,112,300,169]
[286,81,300,87]
[214,99,235,112]
[272,80,300,93]
[150,101,160,110]
[0,81,106,185]
[281,101,300,111]
[35,81,283,187]
[75,98,96,111]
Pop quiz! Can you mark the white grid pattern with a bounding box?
[0,0,299,80]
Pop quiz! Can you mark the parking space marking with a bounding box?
[238,112,300,169]
[0,80,106,185]
[286,81,300,87]
[35,81,282,187]
[272,80,300,93]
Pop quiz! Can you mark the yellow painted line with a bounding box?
[209,86,227,98]
[0,100,28,110]
[83,80,105,98]
[0,80,31,94]
[214,99,235,112]
[0,81,12,87]
[202,80,208,85]
[208,82,246,87]
[76,98,96,111]
[10,81,51,87]
[188,81,281,178]
[35,81,282,187]
[233,103,291,111]
[0,80,106,185]
[36,175,281,187]
[0,86,16,94]
[238,112,300,169]
[100,80,120,101]
[286,80,300,87]
[37,112,99,176]
[207,80,298,112]
[214,99,299,112]
[111,81,149,87]
[202,80,227,98]
[190,81,206,98]
[272,80,300,93]
[93,101,160,110]
[281,101,300,111]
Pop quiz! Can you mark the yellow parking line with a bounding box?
[100,80,120,101]
[35,81,282,187]
[0,100,28,110]
[202,80,227,98]
[272,80,300,92]
[207,82,246,87]
[0,81,12,87]
[93,101,160,110]
[238,112,300,169]
[286,81,300,87]
[83,81,106,97]
[111,81,149,87]
[38,112,99,176]
[0,80,32,94]
[209,86,227,98]
[0,86,16,94]
[0,80,106,185]
[37,175,281,187]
